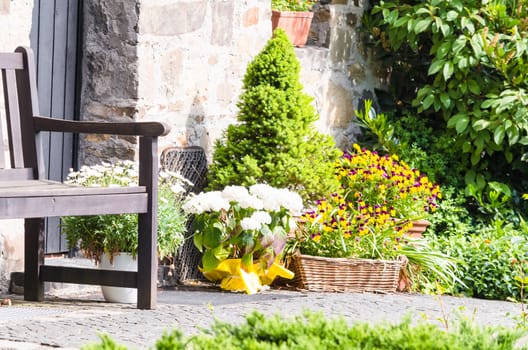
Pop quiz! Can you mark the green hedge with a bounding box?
[84,311,526,350]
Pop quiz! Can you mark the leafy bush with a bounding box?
[430,219,528,300]
[207,29,340,202]
[365,0,528,217]
[84,312,526,349]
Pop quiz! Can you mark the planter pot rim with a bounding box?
[272,10,314,18]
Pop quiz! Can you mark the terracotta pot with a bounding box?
[406,219,431,239]
[271,10,314,47]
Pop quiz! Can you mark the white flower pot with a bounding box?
[99,253,137,303]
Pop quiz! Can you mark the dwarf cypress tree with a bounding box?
[207,29,340,202]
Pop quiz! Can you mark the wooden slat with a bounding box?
[2,69,24,167]
[0,107,5,168]
[15,47,42,177]
[0,53,24,69]
[0,193,148,219]
[0,180,146,196]
[0,168,34,181]
[34,116,170,137]
[40,265,137,288]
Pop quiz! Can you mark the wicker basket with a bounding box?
[290,254,403,293]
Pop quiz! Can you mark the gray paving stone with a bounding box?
[0,288,522,349]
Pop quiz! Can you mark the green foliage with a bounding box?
[428,186,476,237]
[155,330,187,350]
[84,312,526,349]
[365,0,528,216]
[61,162,190,263]
[82,334,127,350]
[271,0,315,12]
[207,29,340,202]
[430,219,528,300]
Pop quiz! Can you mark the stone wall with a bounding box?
[80,0,389,163]
[0,0,34,292]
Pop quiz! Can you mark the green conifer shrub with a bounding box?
[207,29,340,202]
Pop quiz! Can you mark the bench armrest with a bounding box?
[33,116,170,137]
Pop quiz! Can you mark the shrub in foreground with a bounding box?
[84,311,526,349]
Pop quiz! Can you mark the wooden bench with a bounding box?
[0,46,169,309]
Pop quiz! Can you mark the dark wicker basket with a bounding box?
[160,146,208,283]
[290,254,403,293]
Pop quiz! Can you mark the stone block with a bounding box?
[325,80,353,128]
[211,1,234,46]
[0,0,9,14]
[141,1,207,35]
[161,49,185,95]
[216,82,235,103]
[330,28,352,64]
[243,7,260,27]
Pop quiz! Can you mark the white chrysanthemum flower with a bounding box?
[240,217,260,231]
[108,184,122,188]
[170,184,186,195]
[276,189,303,215]
[159,171,170,179]
[221,186,264,209]
[222,186,250,202]
[238,195,264,210]
[251,211,272,225]
[240,211,271,231]
[182,195,204,215]
[185,191,230,213]
[113,166,124,175]
[249,184,274,199]
[207,192,231,212]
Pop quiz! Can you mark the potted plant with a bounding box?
[61,161,191,303]
[182,184,303,294]
[287,145,459,292]
[271,0,315,47]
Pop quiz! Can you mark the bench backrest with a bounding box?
[0,47,43,181]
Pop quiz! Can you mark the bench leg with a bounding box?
[137,136,158,310]
[24,218,44,301]
[137,212,157,310]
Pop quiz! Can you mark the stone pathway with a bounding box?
[0,286,523,349]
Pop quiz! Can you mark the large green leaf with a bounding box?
[202,250,220,271]
[443,61,454,80]
[203,225,223,249]
[472,119,490,131]
[414,18,432,33]
[493,125,505,145]
[428,59,445,75]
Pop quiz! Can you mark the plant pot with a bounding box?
[271,10,313,47]
[290,254,404,293]
[99,253,137,303]
[406,219,431,239]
